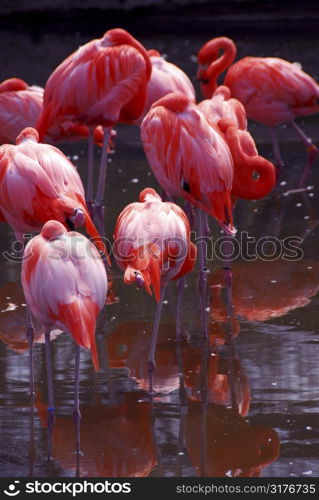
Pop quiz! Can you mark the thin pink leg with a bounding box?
[45,328,55,462]
[73,344,81,477]
[176,277,185,342]
[270,127,284,176]
[196,208,208,339]
[86,128,94,210]
[95,128,110,206]
[291,120,318,187]
[148,282,167,394]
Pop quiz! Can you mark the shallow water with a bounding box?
[0,21,319,478]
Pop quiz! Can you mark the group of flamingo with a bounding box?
[1,27,318,462]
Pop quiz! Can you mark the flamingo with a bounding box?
[0,77,114,146]
[197,37,319,185]
[0,126,108,404]
[21,220,108,461]
[113,187,197,391]
[198,86,276,200]
[141,92,234,337]
[36,28,152,209]
[135,49,196,124]
[0,127,105,250]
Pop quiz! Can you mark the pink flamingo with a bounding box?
[197,37,319,185]
[36,28,152,208]
[198,86,276,200]
[0,127,105,250]
[141,92,234,337]
[135,49,196,124]
[0,77,113,145]
[113,187,197,391]
[0,126,108,400]
[21,220,107,461]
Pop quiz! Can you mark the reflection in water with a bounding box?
[36,392,157,477]
[107,321,179,394]
[0,281,61,352]
[210,259,319,322]
[185,400,280,477]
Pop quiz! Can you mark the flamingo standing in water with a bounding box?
[198,86,276,200]
[113,188,197,391]
[141,92,234,337]
[0,78,116,192]
[197,37,319,185]
[36,28,152,211]
[21,220,108,460]
[0,126,108,402]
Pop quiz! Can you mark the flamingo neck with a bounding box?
[198,38,236,98]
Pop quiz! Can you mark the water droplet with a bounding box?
[306,426,312,430]
[295,203,302,207]
[280,181,287,186]
[309,193,314,197]
[163,300,168,304]
[270,280,277,284]
[302,471,312,475]
[72,154,79,161]
[304,215,310,219]
[131,178,139,183]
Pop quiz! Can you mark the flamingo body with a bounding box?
[135,49,196,124]
[36,28,152,139]
[114,187,196,301]
[141,92,235,234]
[0,78,110,146]
[0,127,105,253]
[21,221,107,370]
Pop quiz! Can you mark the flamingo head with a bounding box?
[65,208,85,230]
[16,127,39,145]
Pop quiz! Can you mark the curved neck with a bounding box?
[0,78,28,93]
[224,126,276,199]
[198,37,236,98]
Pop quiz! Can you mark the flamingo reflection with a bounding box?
[35,391,157,477]
[107,321,179,395]
[210,259,319,323]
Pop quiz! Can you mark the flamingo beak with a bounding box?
[135,272,145,289]
[71,208,86,227]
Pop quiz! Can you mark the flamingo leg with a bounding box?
[73,344,81,476]
[95,128,111,207]
[223,235,233,318]
[291,120,318,188]
[175,339,187,477]
[45,327,55,462]
[26,306,35,403]
[199,333,208,476]
[196,208,208,339]
[176,277,185,342]
[148,282,168,394]
[86,127,94,210]
[270,127,284,176]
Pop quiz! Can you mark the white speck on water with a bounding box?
[122,188,127,193]
[163,300,168,304]
[270,280,277,284]
[289,462,294,465]
[189,54,197,62]
[295,203,302,207]
[306,426,312,430]
[205,307,210,312]
[280,181,287,186]
[271,382,278,386]
[253,208,258,213]
[110,316,116,322]
[118,168,122,173]
[178,452,184,456]
[147,172,152,176]
[21,303,26,307]
[308,192,314,197]
[307,266,313,269]
[108,158,112,163]
[302,471,312,475]
[6,297,10,299]
[304,215,310,219]
[72,154,79,161]
[131,178,139,183]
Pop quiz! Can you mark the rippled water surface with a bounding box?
[0,20,318,478]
